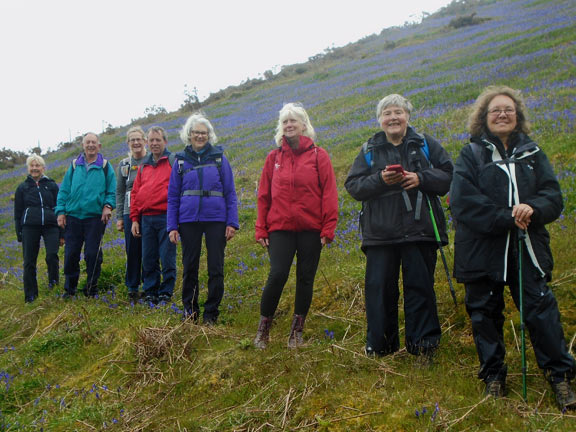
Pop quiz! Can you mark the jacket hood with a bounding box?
[368,126,425,148]
[144,148,171,166]
[75,152,104,167]
[179,143,223,162]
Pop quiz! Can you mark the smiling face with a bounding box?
[379,105,409,144]
[148,130,167,159]
[282,116,306,142]
[486,94,517,144]
[127,131,146,158]
[82,133,101,161]
[28,160,45,180]
[189,123,209,152]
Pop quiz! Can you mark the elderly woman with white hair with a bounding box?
[14,154,63,302]
[167,112,239,325]
[253,103,338,349]
[345,94,453,364]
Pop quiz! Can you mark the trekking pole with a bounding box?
[518,228,527,401]
[425,195,457,307]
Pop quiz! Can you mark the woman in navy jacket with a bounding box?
[14,155,63,302]
[450,85,575,409]
[167,113,239,324]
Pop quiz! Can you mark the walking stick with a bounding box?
[425,195,457,307]
[518,228,527,401]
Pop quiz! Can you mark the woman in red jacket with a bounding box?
[254,103,338,349]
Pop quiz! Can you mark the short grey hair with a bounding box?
[148,126,168,142]
[274,103,316,146]
[180,112,218,145]
[376,94,413,121]
[83,132,100,143]
[26,154,46,168]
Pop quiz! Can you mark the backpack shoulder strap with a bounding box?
[168,153,176,167]
[362,141,373,167]
[469,142,484,172]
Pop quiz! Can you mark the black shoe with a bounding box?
[157,294,172,304]
[365,346,385,358]
[144,295,158,305]
[203,316,218,326]
[485,379,506,398]
[128,292,140,302]
[184,309,199,323]
[551,380,576,411]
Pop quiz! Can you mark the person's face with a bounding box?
[486,94,517,140]
[189,123,209,151]
[127,132,146,156]
[282,116,306,140]
[83,134,101,159]
[148,131,167,158]
[28,160,45,180]
[379,106,409,141]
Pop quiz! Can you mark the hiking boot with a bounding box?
[485,379,506,398]
[551,380,576,411]
[157,294,172,304]
[287,314,306,348]
[128,292,140,302]
[203,316,218,326]
[254,316,273,349]
[144,295,158,305]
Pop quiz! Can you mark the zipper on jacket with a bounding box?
[23,207,29,225]
[37,182,45,225]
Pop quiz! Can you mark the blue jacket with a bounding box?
[55,153,116,219]
[167,144,238,231]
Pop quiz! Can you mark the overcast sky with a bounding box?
[1,0,453,153]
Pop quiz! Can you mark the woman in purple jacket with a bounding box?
[167,112,239,324]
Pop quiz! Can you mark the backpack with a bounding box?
[70,157,109,180]
[362,134,430,167]
[176,152,224,198]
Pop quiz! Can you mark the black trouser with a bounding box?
[260,231,323,318]
[364,243,441,355]
[180,222,226,320]
[21,225,60,302]
[465,249,576,383]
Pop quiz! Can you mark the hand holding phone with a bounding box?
[386,164,405,176]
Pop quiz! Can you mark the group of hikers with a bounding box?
[13,85,576,410]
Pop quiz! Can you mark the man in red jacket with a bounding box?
[130,126,176,304]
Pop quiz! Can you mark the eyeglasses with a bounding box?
[487,108,516,116]
[191,131,208,137]
[128,138,144,143]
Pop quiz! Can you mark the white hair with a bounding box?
[26,154,46,168]
[376,94,413,121]
[180,112,218,145]
[274,103,316,146]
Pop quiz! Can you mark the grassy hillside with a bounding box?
[1,0,576,430]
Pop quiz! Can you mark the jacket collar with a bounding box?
[76,152,104,167]
[280,135,315,154]
[144,149,171,166]
[369,125,423,148]
[182,143,223,162]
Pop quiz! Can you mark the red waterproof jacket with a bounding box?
[130,152,173,220]
[255,136,338,241]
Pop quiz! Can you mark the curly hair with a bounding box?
[180,112,218,145]
[467,85,531,137]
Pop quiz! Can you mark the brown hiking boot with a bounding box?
[287,314,306,348]
[254,316,273,349]
[551,380,576,411]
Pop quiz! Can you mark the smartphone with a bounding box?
[386,164,405,175]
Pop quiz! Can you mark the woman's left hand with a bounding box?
[225,226,236,241]
[400,171,420,190]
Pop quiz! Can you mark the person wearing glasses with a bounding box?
[14,155,63,302]
[167,112,238,325]
[116,126,148,301]
[253,103,338,349]
[450,86,576,409]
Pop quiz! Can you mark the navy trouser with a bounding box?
[180,222,226,320]
[260,231,323,318]
[21,225,60,302]
[465,249,575,382]
[141,214,176,298]
[64,216,104,296]
[123,214,142,293]
[364,243,441,355]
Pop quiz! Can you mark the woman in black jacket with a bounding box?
[450,85,576,410]
[345,94,453,364]
[14,155,62,302]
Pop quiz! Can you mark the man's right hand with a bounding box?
[131,221,141,238]
[57,214,66,229]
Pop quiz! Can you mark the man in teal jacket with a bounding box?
[56,132,116,297]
